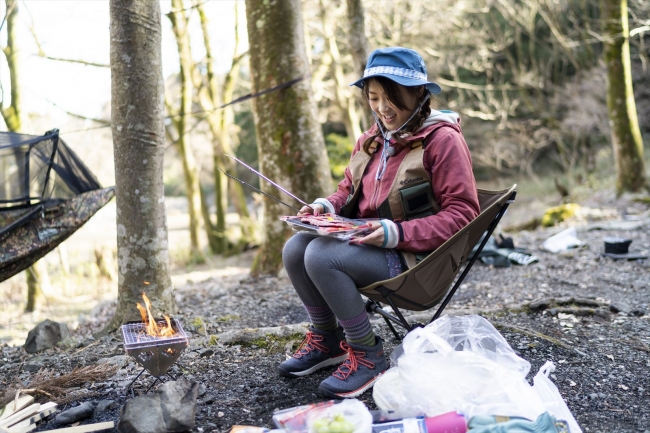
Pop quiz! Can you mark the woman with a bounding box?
[280,46,480,398]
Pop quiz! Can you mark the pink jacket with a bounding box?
[327,121,480,253]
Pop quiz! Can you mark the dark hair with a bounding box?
[361,76,432,155]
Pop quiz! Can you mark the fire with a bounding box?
[136,292,176,337]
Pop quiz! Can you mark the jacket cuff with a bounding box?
[380,219,399,249]
[313,198,335,214]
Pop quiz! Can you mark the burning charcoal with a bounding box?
[24,319,70,353]
[56,401,95,425]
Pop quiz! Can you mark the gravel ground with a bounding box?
[1,202,649,433]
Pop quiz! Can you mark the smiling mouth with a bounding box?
[382,114,396,122]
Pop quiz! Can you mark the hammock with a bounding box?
[0,129,115,283]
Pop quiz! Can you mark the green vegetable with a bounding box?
[312,414,354,433]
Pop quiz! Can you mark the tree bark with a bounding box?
[24,260,50,313]
[245,0,332,275]
[345,0,372,131]
[601,0,646,193]
[103,0,175,334]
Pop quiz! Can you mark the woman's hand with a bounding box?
[351,221,385,247]
[297,203,324,216]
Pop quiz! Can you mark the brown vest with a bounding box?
[339,140,440,269]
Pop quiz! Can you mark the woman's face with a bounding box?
[367,79,420,130]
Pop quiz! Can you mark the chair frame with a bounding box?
[364,188,517,340]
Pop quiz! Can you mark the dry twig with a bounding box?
[0,364,118,408]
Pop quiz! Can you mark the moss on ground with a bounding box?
[243,332,306,353]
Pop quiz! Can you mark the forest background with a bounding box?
[1,0,649,345]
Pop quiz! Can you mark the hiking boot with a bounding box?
[278,326,347,378]
[318,337,388,398]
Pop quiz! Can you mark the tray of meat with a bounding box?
[280,214,376,240]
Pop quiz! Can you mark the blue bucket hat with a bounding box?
[350,47,441,94]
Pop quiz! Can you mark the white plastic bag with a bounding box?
[542,227,584,253]
[373,315,546,420]
[532,361,582,433]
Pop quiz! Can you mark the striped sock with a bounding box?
[304,304,338,331]
[339,311,376,347]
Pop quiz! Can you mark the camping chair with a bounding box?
[0,129,115,283]
[359,185,517,340]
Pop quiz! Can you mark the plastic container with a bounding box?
[371,412,466,433]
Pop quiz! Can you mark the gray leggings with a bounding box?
[282,233,391,321]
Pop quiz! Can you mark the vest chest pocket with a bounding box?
[399,181,436,221]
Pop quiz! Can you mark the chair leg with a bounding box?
[429,197,514,323]
[365,299,406,341]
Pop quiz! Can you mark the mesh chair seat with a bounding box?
[359,185,517,339]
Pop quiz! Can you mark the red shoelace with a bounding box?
[332,342,375,380]
[293,331,330,358]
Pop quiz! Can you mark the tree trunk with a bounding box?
[245,0,332,275]
[320,1,362,142]
[602,0,647,193]
[168,0,204,261]
[103,0,175,334]
[346,0,372,131]
[24,260,50,313]
[1,0,54,313]
[196,0,234,255]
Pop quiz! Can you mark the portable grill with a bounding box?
[121,318,189,388]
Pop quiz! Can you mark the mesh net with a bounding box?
[0,129,100,210]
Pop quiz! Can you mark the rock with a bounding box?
[55,401,95,425]
[609,302,631,314]
[629,308,646,317]
[198,383,206,397]
[23,360,44,372]
[199,348,214,358]
[118,378,199,433]
[97,399,118,412]
[24,319,70,354]
[98,355,129,368]
[594,307,612,321]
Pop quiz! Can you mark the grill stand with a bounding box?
[123,364,184,397]
[120,319,189,396]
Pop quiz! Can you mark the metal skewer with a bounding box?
[224,154,314,212]
[218,169,302,213]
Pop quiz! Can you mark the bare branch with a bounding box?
[0,0,17,33]
[630,25,650,38]
[46,99,110,124]
[39,55,109,68]
[22,3,108,67]
[436,77,523,91]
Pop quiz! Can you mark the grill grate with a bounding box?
[121,318,189,378]
[121,320,188,349]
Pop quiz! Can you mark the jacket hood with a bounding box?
[366,110,462,144]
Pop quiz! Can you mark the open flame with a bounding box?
[136,292,176,337]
